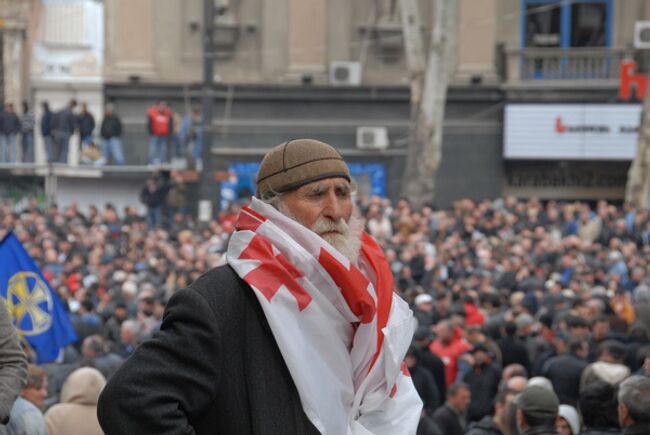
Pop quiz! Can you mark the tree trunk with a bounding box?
[399,0,456,209]
[625,75,650,209]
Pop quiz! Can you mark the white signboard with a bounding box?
[504,104,642,160]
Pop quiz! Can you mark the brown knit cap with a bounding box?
[256,139,351,198]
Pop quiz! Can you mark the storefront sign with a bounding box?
[619,60,648,101]
[504,104,641,160]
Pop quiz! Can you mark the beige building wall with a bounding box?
[0,0,35,106]
[98,0,650,87]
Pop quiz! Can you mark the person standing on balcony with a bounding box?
[0,103,21,163]
[100,103,124,165]
[179,105,203,169]
[53,99,77,164]
[77,102,96,150]
[20,101,35,163]
[147,100,172,164]
[40,101,54,163]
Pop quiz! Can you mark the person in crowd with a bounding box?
[97,139,422,434]
[2,365,48,435]
[578,381,620,435]
[116,320,140,359]
[166,171,189,227]
[432,382,471,435]
[140,175,167,228]
[0,297,27,425]
[513,385,560,435]
[146,100,173,164]
[20,101,35,163]
[179,104,203,168]
[99,103,124,165]
[414,293,435,329]
[40,101,54,162]
[541,338,589,406]
[406,345,441,418]
[80,335,124,380]
[53,99,77,163]
[0,103,21,163]
[466,388,518,435]
[462,343,502,422]
[580,340,630,392]
[498,320,531,374]
[76,102,96,148]
[617,375,650,435]
[430,319,472,386]
[556,404,580,435]
[413,326,447,400]
[44,367,106,435]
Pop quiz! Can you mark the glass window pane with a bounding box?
[525,2,562,47]
[570,3,607,47]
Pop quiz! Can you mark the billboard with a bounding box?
[504,104,642,160]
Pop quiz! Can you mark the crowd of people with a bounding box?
[0,98,203,167]
[1,193,649,434]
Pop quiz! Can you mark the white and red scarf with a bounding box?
[226,198,422,435]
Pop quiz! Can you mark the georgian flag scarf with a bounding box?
[226,198,422,435]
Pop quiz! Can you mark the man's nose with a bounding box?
[322,191,344,221]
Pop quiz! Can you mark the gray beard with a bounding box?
[277,201,363,264]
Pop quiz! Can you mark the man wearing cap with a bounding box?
[514,385,560,435]
[98,139,422,435]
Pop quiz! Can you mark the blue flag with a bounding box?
[0,231,77,363]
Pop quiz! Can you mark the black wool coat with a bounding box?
[97,265,320,435]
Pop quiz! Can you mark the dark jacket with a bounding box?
[463,363,501,422]
[1,111,20,135]
[541,352,588,406]
[100,114,122,139]
[41,110,53,136]
[497,336,530,373]
[97,265,319,435]
[417,345,447,399]
[432,404,466,435]
[467,416,504,435]
[622,423,650,435]
[410,364,440,415]
[56,108,76,134]
[77,112,95,137]
[580,428,621,435]
[140,183,167,208]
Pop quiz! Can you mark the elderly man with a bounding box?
[97,139,422,434]
[618,375,650,435]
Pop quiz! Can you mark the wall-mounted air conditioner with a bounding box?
[329,61,362,86]
[634,21,650,49]
[356,127,389,150]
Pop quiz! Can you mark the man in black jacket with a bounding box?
[0,103,21,163]
[99,104,124,165]
[541,338,588,406]
[98,139,421,435]
[77,102,95,147]
[463,344,502,422]
[432,382,471,435]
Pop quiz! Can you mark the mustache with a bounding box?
[310,217,349,236]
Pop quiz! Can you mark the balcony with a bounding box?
[503,47,636,85]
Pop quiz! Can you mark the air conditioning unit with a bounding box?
[634,21,650,49]
[356,127,389,150]
[329,61,362,86]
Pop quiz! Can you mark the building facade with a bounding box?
[3,0,649,211]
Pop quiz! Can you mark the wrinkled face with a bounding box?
[279,177,361,263]
[281,177,353,230]
[22,378,48,409]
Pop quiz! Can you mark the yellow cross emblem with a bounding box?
[6,271,53,336]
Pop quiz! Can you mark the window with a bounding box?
[522,0,612,49]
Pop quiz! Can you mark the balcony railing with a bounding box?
[504,47,636,82]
